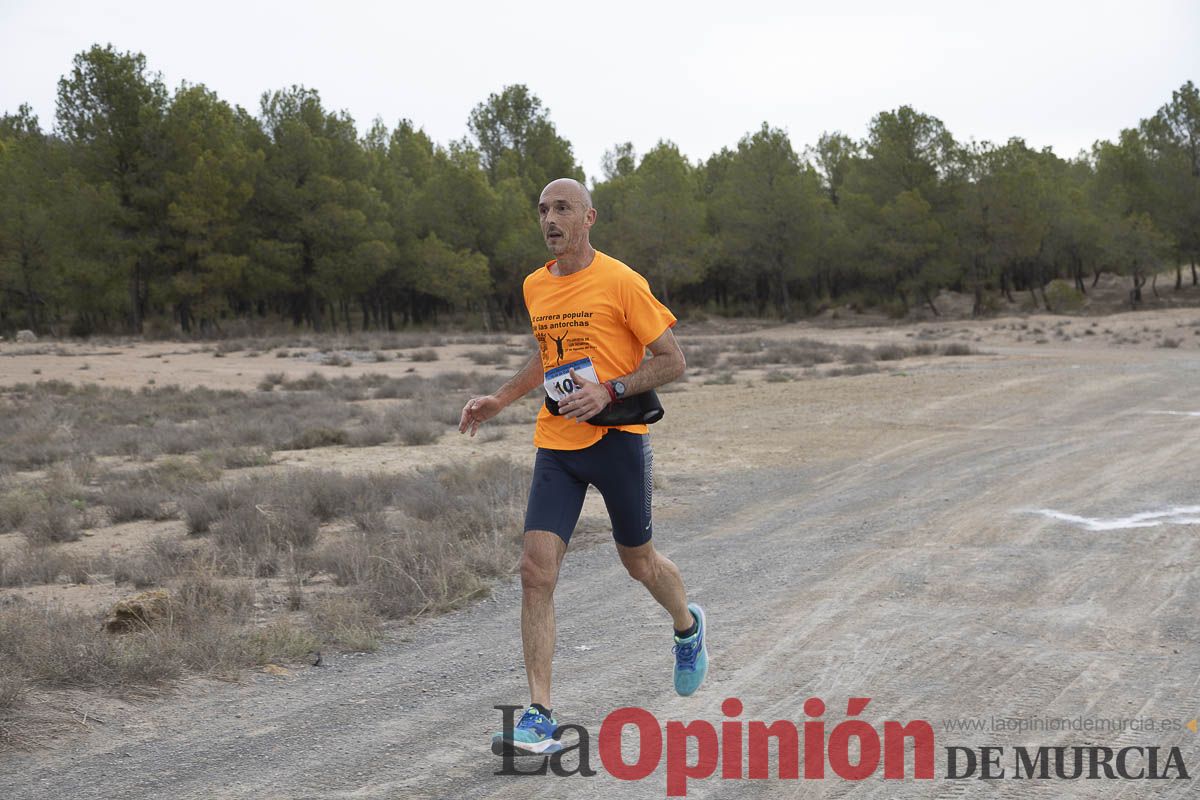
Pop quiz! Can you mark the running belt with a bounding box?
[544,389,665,426]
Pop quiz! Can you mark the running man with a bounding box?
[459,178,708,756]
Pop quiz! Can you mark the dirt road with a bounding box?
[4,333,1199,798]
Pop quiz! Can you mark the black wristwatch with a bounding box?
[611,379,627,399]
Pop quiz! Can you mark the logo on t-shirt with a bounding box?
[533,314,594,366]
[548,327,572,364]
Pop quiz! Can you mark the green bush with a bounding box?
[1044,281,1084,312]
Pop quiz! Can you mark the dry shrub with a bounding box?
[200,447,272,469]
[307,594,382,652]
[0,381,376,467]
[184,470,403,569]
[143,457,222,487]
[680,341,721,369]
[328,378,368,401]
[212,504,319,558]
[762,340,838,366]
[318,526,493,618]
[0,487,32,533]
[0,572,325,694]
[871,343,909,361]
[287,426,349,450]
[113,536,197,588]
[717,338,841,368]
[105,485,175,524]
[840,345,874,364]
[321,353,353,367]
[430,371,495,394]
[0,605,183,689]
[181,483,243,534]
[729,338,764,354]
[24,498,87,545]
[464,347,510,366]
[827,364,880,378]
[446,333,503,345]
[280,371,330,391]
[309,458,529,618]
[374,375,427,399]
[390,411,442,446]
[275,470,399,522]
[480,427,507,442]
[346,416,392,447]
[0,405,79,468]
[410,348,439,362]
[0,544,89,587]
[174,573,255,618]
[257,372,285,391]
[245,622,322,666]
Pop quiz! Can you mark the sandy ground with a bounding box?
[2,307,1200,798]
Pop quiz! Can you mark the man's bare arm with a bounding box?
[614,327,686,396]
[458,352,543,436]
[556,328,686,421]
[504,353,545,403]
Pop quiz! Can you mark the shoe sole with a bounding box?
[491,736,563,757]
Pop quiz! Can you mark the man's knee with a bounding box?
[620,548,659,583]
[520,532,563,593]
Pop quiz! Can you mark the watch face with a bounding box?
[613,380,627,397]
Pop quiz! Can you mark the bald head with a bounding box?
[538,178,597,263]
[540,178,592,212]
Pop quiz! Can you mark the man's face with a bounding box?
[538,182,595,257]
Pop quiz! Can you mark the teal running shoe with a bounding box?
[673,603,709,696]
[491,706,562,756]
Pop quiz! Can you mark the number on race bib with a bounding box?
[544,357,600,402]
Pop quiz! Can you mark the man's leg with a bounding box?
[520,530,567,708]
[617,540,693,631]
[590,431,708,696]
[588,432,693,629]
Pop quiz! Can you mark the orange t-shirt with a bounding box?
[523,250,677,450]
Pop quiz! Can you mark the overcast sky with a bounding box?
[1,0,1195,180]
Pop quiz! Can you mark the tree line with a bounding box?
[0,44,1196,335]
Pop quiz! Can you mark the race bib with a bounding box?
[544,357,600,402]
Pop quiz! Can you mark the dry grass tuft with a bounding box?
[306,458,529,618]
[24,498,88,545]
[410,348,439,362]
[308,594,382,652]
[0,543,96,588]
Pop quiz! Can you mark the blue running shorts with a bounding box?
[524,430,653,547]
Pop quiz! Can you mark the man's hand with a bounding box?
[459,395,502,437]
[556,368,611,422]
